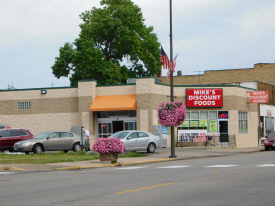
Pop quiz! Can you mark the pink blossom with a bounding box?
[92,137,125,154]
[157,101,186,127]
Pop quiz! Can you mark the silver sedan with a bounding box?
[109,130,160,153]
[14,131,90,154]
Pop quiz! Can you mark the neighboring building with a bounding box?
[162,63,275,141]
[0,77,258,148]
[161,63,275,85]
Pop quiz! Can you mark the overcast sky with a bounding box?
[1,0,275,89]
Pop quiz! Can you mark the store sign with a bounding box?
[186,89,223,108]
[218,111,229,119]
[178,127,208,143]
[218,113,228,119]
[250,91,269,103]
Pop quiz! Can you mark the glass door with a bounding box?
[219,120,229,146]
[98,122,112,138]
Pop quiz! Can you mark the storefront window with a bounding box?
[200,111,208,119]
[209,111,217,119]
[238,111,248,133]
[191,112,199,119]
[124,122,136,130]
[182,111,218,133]
[98,122,112,138]
[265,117,274,137]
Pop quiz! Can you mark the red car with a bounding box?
[264,131,275,151]
[0,129,34,152]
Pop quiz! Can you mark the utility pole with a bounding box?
[169,0,177,158]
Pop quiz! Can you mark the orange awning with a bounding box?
[89,94,136,111]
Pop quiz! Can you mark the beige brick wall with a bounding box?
[0,113,80,136]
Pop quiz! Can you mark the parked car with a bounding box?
[0,129,34,152]
[109,130,160,153]
[264,131,275,151]
[14,131,90,154]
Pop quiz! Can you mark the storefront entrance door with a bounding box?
[112,121,123,133]
[219,120,229,146]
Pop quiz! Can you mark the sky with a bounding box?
[1,0,275,90]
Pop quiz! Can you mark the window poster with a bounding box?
[182,121,190,127]
[178,128,208,142]
[200,120,207,127]
[209,120,218,132]
[191,121,199,127]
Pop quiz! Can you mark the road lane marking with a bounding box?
[0,172,16,175]
[205,165,238,168]
[157,166,191,168]
[256,164,275,167]
[113,167,146,170]
[117,182,175,194]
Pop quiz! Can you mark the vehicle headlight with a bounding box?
[22,142,31,147]
[265,140,269,143]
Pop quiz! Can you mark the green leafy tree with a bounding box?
[52,0,161,86]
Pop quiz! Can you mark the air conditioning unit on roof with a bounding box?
[127,78,136,84]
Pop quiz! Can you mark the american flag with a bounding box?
[160,46,171,70]
[166,52,179,78]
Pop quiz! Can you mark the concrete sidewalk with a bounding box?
[0,146,265,171]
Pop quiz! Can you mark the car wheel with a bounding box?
[0,149,4,153]
[63,150,69,153]
[25,152,29,154]
[9,149,14,152]
[33,144,43,154]
[147,143,156,153]
[265,147,269,151]
[73,143,81,152]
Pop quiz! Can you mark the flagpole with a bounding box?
[169,0,177,158]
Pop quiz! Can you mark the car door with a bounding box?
[137,132,150,150]
[59,132,75,150]
[10,131,26,146]
[43,132,61,150]
[124,132,139,151]
[0,131,11,148]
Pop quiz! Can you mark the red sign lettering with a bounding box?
[186,89,223,108]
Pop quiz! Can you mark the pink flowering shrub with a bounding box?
[157,101,186,127]
[92,137,125,154]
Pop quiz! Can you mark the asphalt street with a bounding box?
[1,150,275,206]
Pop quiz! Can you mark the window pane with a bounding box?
[200,111,208,119]
[138,132,149,137]
[107,123,112,133]
[185,112,190,120]
[209,111,217,119]
[0,131,10,137]
[191,112,199,119]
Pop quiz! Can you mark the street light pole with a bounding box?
[169,0,177,158]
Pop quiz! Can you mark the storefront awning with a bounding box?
[89,94,136,111]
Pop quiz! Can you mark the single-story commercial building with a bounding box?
[0,77,259,148]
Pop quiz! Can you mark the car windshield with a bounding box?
[109,132,129,139]
[268,132,275,138]
[33,132,51,139]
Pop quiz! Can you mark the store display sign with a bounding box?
[178,128,208,142]
[209,120,218,132]
[186,89,223,108]
[200,120,208,127]
[182,121,190,127]
[250,91,269,103]
[218,111,229,119]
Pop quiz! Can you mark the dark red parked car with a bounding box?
[0,129,34,152]
[264,131,275,151]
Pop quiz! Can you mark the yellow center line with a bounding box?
[117,182,175,194]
